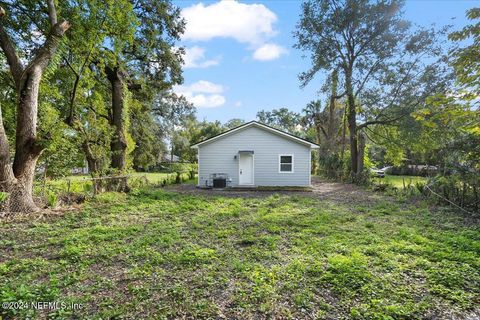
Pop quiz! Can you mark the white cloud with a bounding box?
[253,43,287,61]
[181,0,277,46]
[234,101,242,107]
[188,80,224,94]
[184,46,221,68]
[188,94,226,108]
[174,80,226,108]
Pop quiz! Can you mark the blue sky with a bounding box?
[173,0,476,123]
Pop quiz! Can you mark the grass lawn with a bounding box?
[1,188,479,319]
[34,172,192,195]
[376,175,428,189]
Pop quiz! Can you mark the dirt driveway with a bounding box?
[165,176,385,205]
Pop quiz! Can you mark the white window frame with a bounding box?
[278,154,294,173]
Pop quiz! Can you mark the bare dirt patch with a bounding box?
[165,176,385,205]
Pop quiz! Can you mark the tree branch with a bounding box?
[0,6,23,85]
[354,59,381,98]
[47,0,57,26]
[357,113,407,130]
[26,19,70,73]
[87,104,110,121]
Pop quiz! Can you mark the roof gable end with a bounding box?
[191,121,320,149]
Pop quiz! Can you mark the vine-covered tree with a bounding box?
[104,0,186,176]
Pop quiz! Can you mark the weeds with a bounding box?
[0,188,478,319]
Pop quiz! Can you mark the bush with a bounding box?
[425,172,479,211]
[47,193,58,208]
[318,153,348,180]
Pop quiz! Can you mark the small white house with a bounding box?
[191,121,320,188]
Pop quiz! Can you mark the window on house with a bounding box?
[279,155,293,172]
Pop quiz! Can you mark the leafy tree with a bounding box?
[295,0,450,180]
[130,100,166,170]
[256,108,301,134]
[449,7,480,98]
[224,118,245,129]
[58,1,191,182]
[103,0,186,175]
[0,0,70,212]
[171,118,224,163]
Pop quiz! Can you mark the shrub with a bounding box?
[425,173,479,211]
[47,193,58,208]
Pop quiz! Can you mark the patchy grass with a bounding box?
[375,175,428,189]
[34,172,192,195]
[1,188,479,319]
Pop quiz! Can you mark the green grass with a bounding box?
[1,188,479,319]
[377,175,428,189]
[34,172,192,195]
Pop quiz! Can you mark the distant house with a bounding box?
[191,121,319,188]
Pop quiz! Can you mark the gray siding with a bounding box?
[197,126,312,187]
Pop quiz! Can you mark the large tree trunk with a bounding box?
[326,70,338,153]
[106,66,127,172]
[0,73,43,212]
[357,131,366,174]
[345,72,358,177]
[12,69,44,212]
[105,66,129,192]
[82,141,104,194]
[0,3,70,212]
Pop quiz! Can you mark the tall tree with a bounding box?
[57,0,134,184]
[0,1,70,212]
[256,108,302,134]
[295,0,449,180]
[104,0,186,175]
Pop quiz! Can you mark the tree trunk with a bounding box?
[0,69,44,213]
[345,72,358,177]
[326,70,338,152]
[82,141,104,194]
[11,69,44,212]
[82,141,99,174]
[0,4,70,213]
[106,66,127,172]
[0,104,16,211]
[340,106,347,162]
[357,131,365,174]
[105,66,129,192]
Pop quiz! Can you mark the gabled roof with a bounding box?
[191,121,320,149]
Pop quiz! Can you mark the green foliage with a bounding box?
[324,252,371,292]
[0,192,8,203]
[224,118,246,129]
[1,189,478,318]
[171,118,224,162]
[47,193,58,208]
[256,108,302,135]
[295,0,450,179]
[449,7,480,90]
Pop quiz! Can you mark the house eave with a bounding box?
[190,121,320,149]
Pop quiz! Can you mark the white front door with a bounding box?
[239,153,254,185]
